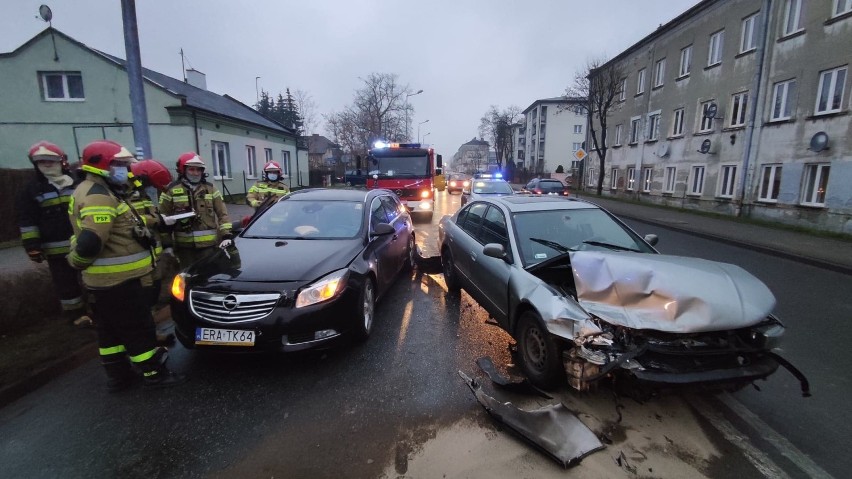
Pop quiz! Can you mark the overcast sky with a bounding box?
[3,0,699,157]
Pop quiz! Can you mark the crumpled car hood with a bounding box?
[569,251,776,333]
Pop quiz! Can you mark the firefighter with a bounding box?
[159,152,232,269]
[68,140,184,391]
[16,141,92,329]
[246,161,289,209]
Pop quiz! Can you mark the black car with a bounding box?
[170,188,416,352]
[523,178,570,196]
[340,170,368,186]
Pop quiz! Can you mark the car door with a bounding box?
[381,194,409,274]
[450,202,487,291]
[368,196,397,289]
[465,204,513,324]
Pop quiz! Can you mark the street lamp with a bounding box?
[405,90,423,142]
[422,132,431,143]
[417,119,429,143]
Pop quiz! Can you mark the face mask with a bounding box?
[186,173,202,184]
[37,162,63,179]
[108,165,129,184]
[267,173,279,182]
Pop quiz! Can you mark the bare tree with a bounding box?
[479,105,520,171]
[294,89,319,135]
[565,58,625,195]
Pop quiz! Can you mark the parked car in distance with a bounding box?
[437,196,805,395]
[446,174,471,194]
[523,178,570,196]
[461,178,514,206]
[337,170,368,186]
[170,188,416,353]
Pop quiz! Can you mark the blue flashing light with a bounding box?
[373,141,388,149]
[495,172,503,179]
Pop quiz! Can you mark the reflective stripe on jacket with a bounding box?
[246,180,289,208]
[160,180,231,249]
[16,174,78,256]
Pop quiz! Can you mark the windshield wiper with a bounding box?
[529,237,573,253]
[582,240,640,252]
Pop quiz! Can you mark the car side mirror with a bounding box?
[230,221,244,235]
[371,222,395,236]
[644,234,659,246]
[482,243,511,263]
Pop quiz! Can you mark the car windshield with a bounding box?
[369,155,429,177]
[513,207,655,266]
[472,181,513,194]
[244,199,364,239]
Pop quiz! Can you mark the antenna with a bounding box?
[180,48,186,82]
[38,5,59,61]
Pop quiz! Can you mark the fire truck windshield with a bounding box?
[368,155,429,178]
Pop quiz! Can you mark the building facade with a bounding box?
[520,97,587,175]
[588,0,852,233]
[451,137,490,174]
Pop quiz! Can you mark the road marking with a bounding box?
[717,393,833,479]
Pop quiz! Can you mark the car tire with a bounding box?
[516,310,564,390]
[405,235,417,271]
[441,247,461,293]
[352,278,376,342]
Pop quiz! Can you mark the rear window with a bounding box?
[539,180,565,191]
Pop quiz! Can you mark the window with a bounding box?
[801,164,830,206]
[708,30,724,66]
[672,108,685,136]
[690,166,705,195]
[642,167,653,193]
[699,101,715,132]
[771,79,797,120]
[647,112,661,140]
[636,69,646,94]
[211,141,231,178]
[758,164,782,202]
[618,78,627,101]
[586,167,597,187]
[460,203,487,236]
[741,13,758,53]
[573,125,582,134]
[246,146,257,178]
[39,72,84,101]
[610,168,619,190]
[653,59,666,87]
[815,66,847,114]
[664,167,677,193]
[626,167,636,191]
[782,0,803,36]
[835,0,852,16]
[719,165,737,198]
[478,206,509,251]
[264,148,273,163]
[730,92,749,127]
[281,150,291,176]
[679,46,692,77]
[614,124,623,145]
[572,142,582,151]
[629,117,641,144]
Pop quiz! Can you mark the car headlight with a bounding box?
[295,268,349,308]
[171,273,187,302]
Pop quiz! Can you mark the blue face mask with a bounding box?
[267,173,279,182]
[108,165,129,184]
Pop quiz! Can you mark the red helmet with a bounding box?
[263,161,281,172]
[81,140,134,177]
[176,152,206,175]
[131,160,173,192]
[28,141,67,164]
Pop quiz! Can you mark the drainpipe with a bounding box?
[635,43,656,201]
[736,0,772,216]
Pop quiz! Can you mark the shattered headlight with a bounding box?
[748,315,785,350]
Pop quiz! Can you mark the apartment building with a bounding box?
[519,97,587,174]
[451,137,490,174]
[588,0,852,233]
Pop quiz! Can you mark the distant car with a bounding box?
[340,170,368,186]
[461,178,514,206]
[437,195,804,394]
[447,174,471,194]
[523,178,570,196]
[170,188,416,353]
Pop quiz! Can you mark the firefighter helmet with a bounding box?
[176,152,206,176]
[81,140,134,177]
[131,160,173,192]
[28,141,67,163]
[263,161,285,180]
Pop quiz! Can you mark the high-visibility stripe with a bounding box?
[170,195,189,202]
[60,296,85,311]
[90,250,150,266]
[35,192,59,202]
[213,191,222,199]
[159,193,172,202]
[80,206,117,217]
[203,194,214,200]
[175,230,217,238]
[116,204,130,215]
[130,349,156,363]
[43,239,72,255]
[219,223,232,232]
[69,251,95,268]
[20,227,40,240]
[40,196,72,207]
[99,345,127,356]
[86,251,152,274]
[43,240,71,249]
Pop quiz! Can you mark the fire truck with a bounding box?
[366,142,442,220]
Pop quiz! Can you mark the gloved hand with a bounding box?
[219,238,234,249]
[26,249,45,263]
[159,214,177,226]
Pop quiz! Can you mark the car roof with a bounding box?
[286,188,375,201]
[484,195,598,212]
[470,178,509,184]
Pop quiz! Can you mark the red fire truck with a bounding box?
[366,142,443,220]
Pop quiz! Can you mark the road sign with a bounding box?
[573,148,587,161]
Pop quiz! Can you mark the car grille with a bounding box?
[394,188,420,198]
[189,291,281,324]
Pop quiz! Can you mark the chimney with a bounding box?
[185,68,207,90]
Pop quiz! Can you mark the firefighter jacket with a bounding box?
[246,180,289,208]
[67,175,154,289]
[128,189,165,259]
[16,172,80,258]
[159,180,232,249]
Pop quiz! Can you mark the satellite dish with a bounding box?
[699,139,712,154]
[809,132,829,152]
[39,5,52,22]
[656,141,670,157]
[704,102,718,119]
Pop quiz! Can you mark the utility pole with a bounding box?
[120,0,151,159]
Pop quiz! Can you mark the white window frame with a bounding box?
[647,111,661,141]
[636,69,646,94]
[758,164,782,202]
[264,148,273,164]
[572,142,582,152]
[699,101,715,133]
[573,124,583,134]
[815,66,847,115]
[801,164,830,206]
[689,166,706,195]
[626,167,636,191]
[782,0,804,36]
[679,45,692,77]
[718,164,738,198]
[771,79,797,121]
[708,30,725,66]
[40,72,85,101]
[653,58,666,87]
[834,0,852,17]
[672,108,685,136]
[246,145,257,179]
[730,92,749,127]
[642,167,653,193]
[618,78,627,101]
[610,168,619,190]
[614,124,623,146]
[741,13,759,53]
[586,167,597,187]
[664,167,677,193]
[629,116,641,144]
[211,141,231,179]
[280,150,291,176]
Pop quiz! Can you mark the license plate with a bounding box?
[195,327,255,346]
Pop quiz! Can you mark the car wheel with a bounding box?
[352,278,376,341]
[405,235,417,271]
[516,310,564,390]
[441,247,461,293]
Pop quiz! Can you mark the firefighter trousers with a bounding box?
[90,278,159,371]
[46,256,86,320]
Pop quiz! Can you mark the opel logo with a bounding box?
[395,189,403,196]
[222,295,239,310]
